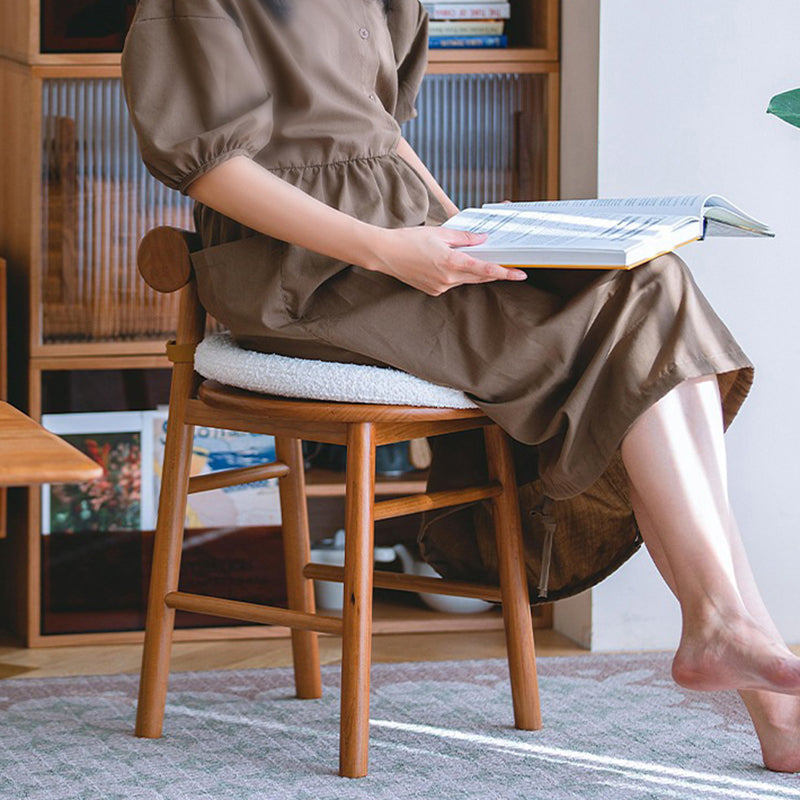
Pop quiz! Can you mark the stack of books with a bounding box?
[424,0,510,49]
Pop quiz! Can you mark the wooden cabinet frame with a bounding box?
[1,0,560,645]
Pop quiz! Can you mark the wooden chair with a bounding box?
[135,226,541,778]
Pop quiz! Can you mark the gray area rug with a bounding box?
[2,653,799,800]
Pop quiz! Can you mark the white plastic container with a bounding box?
[393,544,494,614]
[310,530,398,611]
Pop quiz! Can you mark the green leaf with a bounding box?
[767,88,800,129]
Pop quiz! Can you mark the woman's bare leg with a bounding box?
[620,375,800,771]
[631,487,800,771]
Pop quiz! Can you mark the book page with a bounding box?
[483,195,707,217]
[444,208,695,252]
[704,218,773,237]
[702,197,773,234]
[483,194,773,236]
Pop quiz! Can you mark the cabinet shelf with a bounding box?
[31,341,170,361]
[429,47,557,66]
[25,596,557,648]
[31,47,558,73]
[305,468,428,498]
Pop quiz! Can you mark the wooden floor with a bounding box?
[5,628,796,682]
[0,627,586,680]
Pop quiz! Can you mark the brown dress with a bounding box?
[121,0,754,600]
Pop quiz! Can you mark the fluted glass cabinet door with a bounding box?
[41,78,194,344]
[404,72,550,210]
[41,72,549,344]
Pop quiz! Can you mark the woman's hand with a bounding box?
[367,225,527,296]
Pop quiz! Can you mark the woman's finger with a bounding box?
[452,255,527,283]
[435,228,488,248]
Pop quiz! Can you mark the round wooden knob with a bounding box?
[137,226,200,293]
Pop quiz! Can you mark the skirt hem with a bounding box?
[531,349,754,501]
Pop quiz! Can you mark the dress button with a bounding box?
[368,93,378,103]
[359,27,370,39]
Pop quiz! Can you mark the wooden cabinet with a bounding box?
[0,0,559,645]
[0,258,7,539]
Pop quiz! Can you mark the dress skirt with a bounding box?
[191,240,754,600]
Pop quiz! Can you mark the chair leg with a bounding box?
[275,436,321,699]
[484,425,542,731]
[339,422,376,778]
[135,391,195,738]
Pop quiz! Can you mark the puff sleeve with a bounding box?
[121,2,273,194]
[389,1,430,124]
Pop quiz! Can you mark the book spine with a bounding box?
[428,34,508,48]
[428,20,505,35]
[423,4,511,20]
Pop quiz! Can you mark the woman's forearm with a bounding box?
[187,155,384,268]
[396,137,460,218]
[187,153,525,297]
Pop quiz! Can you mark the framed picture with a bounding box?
[41,411,154,535]
[40,410,281,535]
[148,410,281,529]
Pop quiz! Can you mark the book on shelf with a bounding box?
[429,34,507,48]
[443,194,774,269]
[428,20,505,35]
[423,2,511,20]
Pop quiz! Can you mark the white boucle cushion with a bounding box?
[194,333,478,409]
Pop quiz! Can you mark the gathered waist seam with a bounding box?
[264,150,401,173]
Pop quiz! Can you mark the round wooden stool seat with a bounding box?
[198,379,487,424]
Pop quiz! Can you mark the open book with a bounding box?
[442,194,774,269]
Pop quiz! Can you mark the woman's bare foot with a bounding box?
[740,690,800,772]
[671,609,800,695]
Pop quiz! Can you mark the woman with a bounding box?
[121,0,800,771]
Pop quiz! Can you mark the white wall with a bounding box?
[557,0,800,650]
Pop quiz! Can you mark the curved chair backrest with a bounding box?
[138,226,202,294]
[137,226,207,364]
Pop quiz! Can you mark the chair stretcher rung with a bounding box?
[373,481,503,520]
[164,591,343,634]
[188,462,290,494]
[303,564,502,603]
